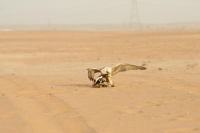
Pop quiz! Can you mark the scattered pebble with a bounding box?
[142,63,146,66]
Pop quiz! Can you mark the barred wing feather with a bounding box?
[111,63,146,76]
[87,68,101,81]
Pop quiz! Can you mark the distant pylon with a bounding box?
[130,0,140,29]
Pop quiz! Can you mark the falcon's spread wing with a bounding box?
[87,68,101,81]
[111,63,146,76]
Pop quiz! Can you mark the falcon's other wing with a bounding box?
[87,68,101,81]
[111,63,146,76]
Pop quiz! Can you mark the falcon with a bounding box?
[87,63,146,87]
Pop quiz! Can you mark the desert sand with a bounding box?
[0,30,200,133]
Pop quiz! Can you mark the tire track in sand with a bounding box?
[0,75,95,133]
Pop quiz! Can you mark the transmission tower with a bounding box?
[130,0,140,29]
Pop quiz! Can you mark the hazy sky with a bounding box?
[0,0,200,25]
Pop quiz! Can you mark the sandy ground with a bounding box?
[0,30,200,133]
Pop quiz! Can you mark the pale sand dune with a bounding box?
[0,30,200,133]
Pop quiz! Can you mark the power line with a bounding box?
[130,0,140,29]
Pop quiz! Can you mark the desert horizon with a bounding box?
[1,22,200,31]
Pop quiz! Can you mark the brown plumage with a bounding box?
[87,63,146,87]
[87,68,101,81]
[111,63,146,76]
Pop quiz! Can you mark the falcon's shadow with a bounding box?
[56,84,91,88]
